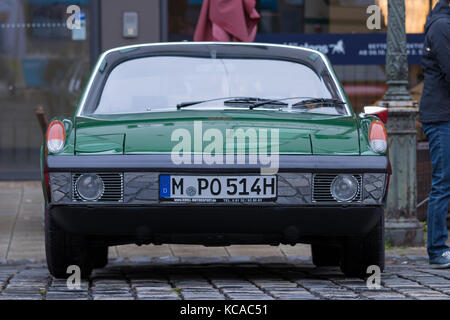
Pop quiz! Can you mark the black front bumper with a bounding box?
[49,204,383,245]
[46,154,388,245]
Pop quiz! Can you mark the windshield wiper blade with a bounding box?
[176,96,345,110]
[224,97,288,108]
[177,96,259,109]
[248,96,318,109]
[292,98,346,107]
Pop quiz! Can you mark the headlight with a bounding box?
[330,174,358,202]
[75,174,104,201]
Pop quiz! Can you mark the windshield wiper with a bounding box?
[176,96,346,111]
[291,98,346,108]
[176,96,259,109]
[224,97,288,108]
[248,96,339,109]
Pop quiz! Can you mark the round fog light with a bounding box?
[76,174,104,201]
[330,174,358,202]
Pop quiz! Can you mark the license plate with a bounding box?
[159,175,277,202]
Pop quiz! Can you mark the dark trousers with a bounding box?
[422,121,450,258]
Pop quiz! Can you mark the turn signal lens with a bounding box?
[47,120,65,153]
[369,120,387,153]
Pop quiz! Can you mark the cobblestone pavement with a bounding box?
[1,256,450,300]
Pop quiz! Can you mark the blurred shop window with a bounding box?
[327,0,387,34]
[168,0,200,41]
[377,0,439,33]
[168,0,306,39]
[334,64,386,113]
[0,0,27,92]
[168,0,437,39]
[336,64,425,114]
[168,0,387,39]
[167,0,430,114]
[258,0,305,34]
[0,0,91,179]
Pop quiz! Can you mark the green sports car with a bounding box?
[42,42,390,278]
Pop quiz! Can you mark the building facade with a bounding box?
[0,0,438,179]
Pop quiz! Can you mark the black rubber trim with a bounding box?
[47,154,388,173]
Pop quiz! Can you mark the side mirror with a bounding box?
[362,106,388,123]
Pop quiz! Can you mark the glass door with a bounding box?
[0,0,93,179]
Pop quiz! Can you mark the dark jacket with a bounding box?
[419,0,450,124]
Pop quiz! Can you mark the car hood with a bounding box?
[74,110,360,155]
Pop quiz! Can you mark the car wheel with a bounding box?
[340,215,385,277]
[45,207,93,279]
[89,245,109,269]
[311,244,341,266]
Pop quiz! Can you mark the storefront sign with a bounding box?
[255,33,425,65]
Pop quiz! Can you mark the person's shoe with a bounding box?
[430,251,450,269]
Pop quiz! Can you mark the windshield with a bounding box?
[93,55,344,115]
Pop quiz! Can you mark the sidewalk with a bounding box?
[0,181,430,263]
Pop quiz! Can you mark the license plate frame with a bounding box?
[159,175,277,203]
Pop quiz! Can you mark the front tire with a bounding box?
[340,215,385,277]
[45,207,94,279]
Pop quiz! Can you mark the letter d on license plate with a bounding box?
[159,175,277,203]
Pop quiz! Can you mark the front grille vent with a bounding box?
[312,174,362,203]
[72,173,123,202]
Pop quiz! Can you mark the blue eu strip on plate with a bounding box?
[159,175,171,198]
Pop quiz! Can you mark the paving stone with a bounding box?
[415,277,450,286]
[382,277,423,288]
[46,292,89,300]
[405,255,428,262]
[137,296,181,300]
[221,289,263,296]
[414,295,450,300]
[296,279,338,288]
[227,294,274,300]
[1,257,450,300]
[362,294,408,300]
[93,296,134,300]
[182,292,224,299]
[47,286,88,292]
[0,294,42,300]
[172,282,212,289]
[435,287,450,294]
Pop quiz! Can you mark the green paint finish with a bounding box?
[71,110,363,155]
[358,115,384,156]
[75,133,125,154]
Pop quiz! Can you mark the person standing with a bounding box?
[419,0,450,268]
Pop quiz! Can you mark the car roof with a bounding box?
[98,42,331,76]
[103,41,323,60]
